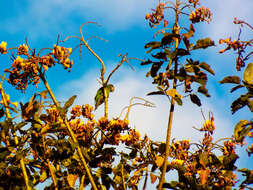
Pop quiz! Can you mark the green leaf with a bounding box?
[161,33,180,46]
[219,76,241,84]
[150,62,163,77]
[147,91,164,96]
[190,94,201,106]
[230,85,244,93]
[174,95,183,106]
[223,153,238,170]
[176,48,190,56]
[198,86,210,97]
[140,59,152,65]
[192,37,215,50]
[247,98,253,112]
[199,62,215,75]
[234,120,251,143]
[64,95,77,110]
[243,63,253,85]
[144,41,161,53]
[231,94,251,114]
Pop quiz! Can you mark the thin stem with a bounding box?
[79,175,85,190]
[142,166,149,190]
[43,135,58,189]
[47,159,58,190]
[39,73,98,190]
[158,0,180,189]
[121,164,127,190]
[0,84,31,190]
[79,23,108,118]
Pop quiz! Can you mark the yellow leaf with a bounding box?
[155,155,164,167]
[67,174,78,188]
[166,89,183,99]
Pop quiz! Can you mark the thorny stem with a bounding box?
[158,0,180,189]
[0,83,31,190]
[39,73,98,190]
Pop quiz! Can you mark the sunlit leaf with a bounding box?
[64,95,77,110]
[243,63,253,85]
[234,120,251,143]
[39,170,47,183]
[155,155,164,167]
[39,90,48,99]
[219,76,241,84]
[199,62,215,75]
[192,37,215,50]
[231,94,251,114]
[223,153,238,170]
[144,41,161,53]
[67,174,78,188]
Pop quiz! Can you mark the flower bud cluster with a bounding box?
[5,56,40,90]
[223,140,236,155]
[219,38,245,70]
[52,45,73,70]
[145,3,168,28]
[189,6,212,23]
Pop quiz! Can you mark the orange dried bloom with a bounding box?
[82,104,94,120]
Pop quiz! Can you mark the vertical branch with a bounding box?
[0,84,31,190]
[158,0,180,189]
[39,73,98,190]
[121,164,127,190]
[142,166,149,190]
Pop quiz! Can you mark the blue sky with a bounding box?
[0,0,252,188]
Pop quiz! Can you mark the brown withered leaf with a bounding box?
[150,173,157,184]
[199,168,210,185]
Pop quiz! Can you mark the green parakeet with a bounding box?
[94,84,115,110]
